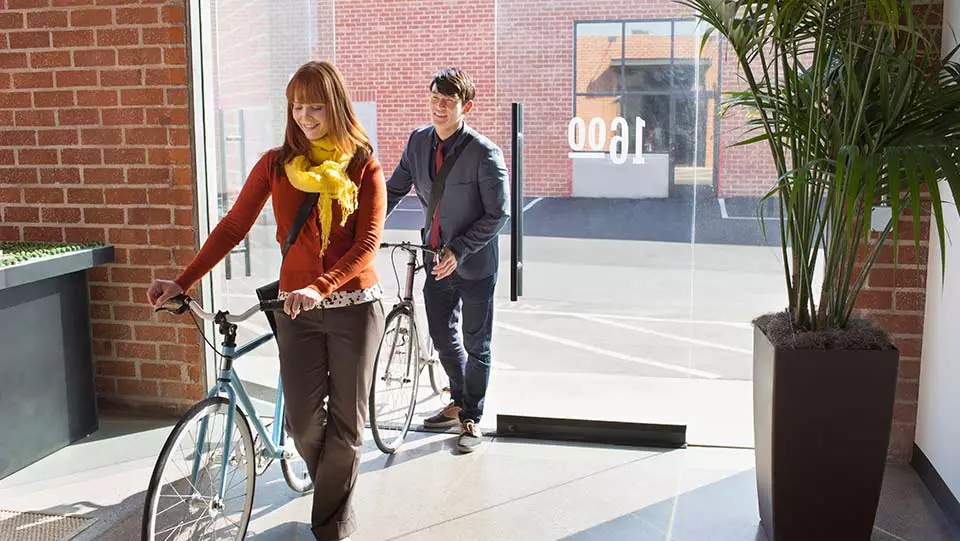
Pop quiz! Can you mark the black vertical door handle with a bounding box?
[510,103,524,302]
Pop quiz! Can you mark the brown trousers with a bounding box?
[275,300,384,541]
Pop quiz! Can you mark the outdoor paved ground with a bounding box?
[199,194,813,447]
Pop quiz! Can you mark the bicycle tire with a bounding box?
[280,421,315,493]
[142,396,256,541]
[369,305,420,454]
[426,339,449,396]
[252,420,275,476]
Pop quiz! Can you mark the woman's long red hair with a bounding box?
[272,61,373,177]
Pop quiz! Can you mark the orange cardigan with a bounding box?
[175,149,386,298]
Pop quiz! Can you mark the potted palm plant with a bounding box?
[677,0,960,538]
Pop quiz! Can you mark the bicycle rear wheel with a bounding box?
[142,397,255,541]
[280,420,314,493]
[369,306,420,453]
[425,338,450,398]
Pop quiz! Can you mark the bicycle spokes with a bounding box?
[146,400,254,541]
[370,311,420,452]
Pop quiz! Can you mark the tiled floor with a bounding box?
[0,419,957,541]
[240,431,960,541]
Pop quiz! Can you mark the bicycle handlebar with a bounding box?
[379,241,440,255]
[156,244,434,322]
[155,293,285,323]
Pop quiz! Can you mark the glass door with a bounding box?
[198,0,339,409]
[490,9,765,447]
[488,13,701,436]
[193,0,782,448]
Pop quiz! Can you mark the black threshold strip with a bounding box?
[493,414,687,449]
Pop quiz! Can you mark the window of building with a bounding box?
[574,19,721,179]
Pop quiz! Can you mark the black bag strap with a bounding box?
[426,131,476,231]
[282,192,320,259]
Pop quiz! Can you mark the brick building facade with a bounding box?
[209,0,773,200]
[1,0,199,416]
[0,0,936,461]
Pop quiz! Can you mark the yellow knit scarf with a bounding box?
[284,137,358,255]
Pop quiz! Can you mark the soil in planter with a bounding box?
[0,242,103,268]
[753,310,896,350]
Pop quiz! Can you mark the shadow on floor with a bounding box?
[247,521,315,540]
[558,470,765,541]
[558,464,960,541]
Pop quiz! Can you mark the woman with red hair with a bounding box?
[148,61,386,541]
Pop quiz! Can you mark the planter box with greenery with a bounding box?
[0,241,114,480]
[679,0,960,538]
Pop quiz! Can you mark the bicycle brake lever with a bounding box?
[155,293,190,315]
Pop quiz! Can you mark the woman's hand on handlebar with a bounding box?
[284,287,322,320]
[147,279,184,309]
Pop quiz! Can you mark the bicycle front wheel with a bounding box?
[369,306,421,453]
[142,397,256,541]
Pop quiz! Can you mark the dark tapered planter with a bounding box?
[753,325,899,541]
[0,244,114,480]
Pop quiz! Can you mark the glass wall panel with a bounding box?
[195,0,788,447]
[202,0,336,405]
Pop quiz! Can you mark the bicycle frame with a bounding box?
[392,245,428,352]
[396,241,421,303]
[191,322,289,500]
[384,242,442,376]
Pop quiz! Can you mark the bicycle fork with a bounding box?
[190,348,242,505]
[190,391,235,507]
[190,365,291,503]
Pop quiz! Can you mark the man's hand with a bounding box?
[432,247,458,280]
[147,279,183,308]
[284,287,323,319]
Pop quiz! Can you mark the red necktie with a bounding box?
[429,140,444,248]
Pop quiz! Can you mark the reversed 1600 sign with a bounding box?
[567,116,646,165]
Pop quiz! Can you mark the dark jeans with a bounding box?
[275,300,385,541]
[423,259,497,423]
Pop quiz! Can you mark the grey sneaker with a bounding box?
[457,420,482,453]
[423,402,461,429]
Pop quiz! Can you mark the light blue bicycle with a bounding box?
[142,294,312,541]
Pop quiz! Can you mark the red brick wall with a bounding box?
[326,0,776,198]
[715,49,779,198]
[333,0,500,183]
[831,4,943,462]
[0,0,202,415]
[855,211,931,462]
[208,0,776,198]
[859,9,942,464]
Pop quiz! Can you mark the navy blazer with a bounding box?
[386,123,510,280]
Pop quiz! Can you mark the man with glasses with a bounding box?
[385,68,509,453]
